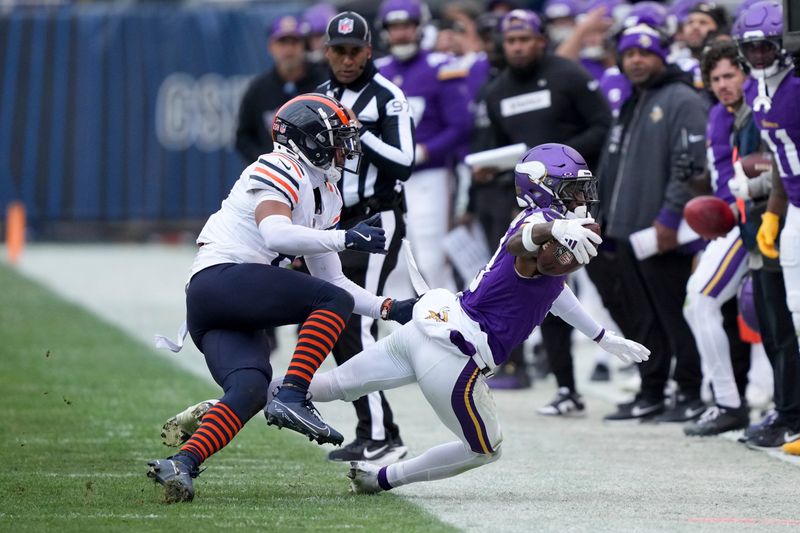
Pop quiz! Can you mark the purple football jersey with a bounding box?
[599,67,632,117]
[377,50,472,170]
[580,58,606,81]
[744,74,800,207]
[706,103,736,203]
[459,208,567,366]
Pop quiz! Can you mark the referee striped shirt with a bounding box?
[319,61,415,208]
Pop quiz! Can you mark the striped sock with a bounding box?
[284,309,346,391]
[180,402,243,465]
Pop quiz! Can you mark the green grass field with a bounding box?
[0,263,454,532]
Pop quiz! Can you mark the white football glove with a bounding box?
[598,331,650,364]
[550,217,602,265]
[729,161,751,201]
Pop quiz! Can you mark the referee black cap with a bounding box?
[325,12,372,47]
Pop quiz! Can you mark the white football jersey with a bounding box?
[190,150,343,277]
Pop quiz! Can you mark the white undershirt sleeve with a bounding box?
[548,284,604,341]
[258,215,346,256]
[304,252,385,319]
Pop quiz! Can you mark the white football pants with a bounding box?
[684,226,748,408]
[402,168,455,291]
[780,203,800,340]
[309,321,503,488]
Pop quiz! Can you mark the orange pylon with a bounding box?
[6,201,26,265]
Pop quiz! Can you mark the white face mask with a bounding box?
[390,43,419,61]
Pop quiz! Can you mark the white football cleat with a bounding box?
[161,399,218,447]
[346,461,384,494]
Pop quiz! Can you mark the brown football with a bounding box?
[536,223,601,277]
[740,152,773,178]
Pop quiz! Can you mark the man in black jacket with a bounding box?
[472,8,611,398]
[235,15,327,164]
[596,24,708,423]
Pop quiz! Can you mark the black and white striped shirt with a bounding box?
[319,61,415,209]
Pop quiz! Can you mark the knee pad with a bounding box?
[316,283,354,318]
[221,368,271,422]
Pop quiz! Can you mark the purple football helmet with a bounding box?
[624,1,669,30]
[732,0,783,42]
[379,0,426,27]
[735,0,766,19]
[302,4,337,36]
[514,143,598,214]
[737,274,759,333]
[732,0,787,75]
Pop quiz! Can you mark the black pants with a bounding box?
[590,242,702,402]
[752,267,800,426]
[721,297,752,400]
[332,205,405,441]
[186,263,354,424]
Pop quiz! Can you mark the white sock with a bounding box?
[385,441,500,488]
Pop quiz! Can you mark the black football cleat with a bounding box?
[147,458,198,503]
[265,396,344,446]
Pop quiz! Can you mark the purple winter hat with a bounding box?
[617,23,668,61]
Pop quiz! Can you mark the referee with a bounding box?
[319,11,415,464]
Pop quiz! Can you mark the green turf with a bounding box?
[0,263,455,532]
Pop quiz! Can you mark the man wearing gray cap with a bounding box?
[318,11,416,466]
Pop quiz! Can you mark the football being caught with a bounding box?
[536,222,601,277]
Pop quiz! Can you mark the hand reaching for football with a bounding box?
[550,217,602,264]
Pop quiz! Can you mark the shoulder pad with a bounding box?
[247,153,306,208]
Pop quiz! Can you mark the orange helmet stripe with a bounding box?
[275,93,349,126]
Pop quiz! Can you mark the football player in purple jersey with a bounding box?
[272,143,649,493]
[733,0,800,451]
[681,40,756,437]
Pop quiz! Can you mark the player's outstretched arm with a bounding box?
[305,252,415,323]
[549,285,649,364]
[256,200,347,255]
[255,201,387,256]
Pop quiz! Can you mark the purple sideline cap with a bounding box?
[270,15,305,41]
[617,23,668,61]
[500,9,542,34]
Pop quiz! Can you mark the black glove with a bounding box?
[380,297,418,324]
[672,152,700,182]
[344,214,387,254]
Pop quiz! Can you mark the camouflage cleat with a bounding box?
[146,458,199,503]
[161,399,218,447]
[264,395,344,446]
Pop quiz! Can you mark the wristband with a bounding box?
[522,224,539,252]
[380,298,393,320]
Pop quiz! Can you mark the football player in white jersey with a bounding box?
[147,93,416,503]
